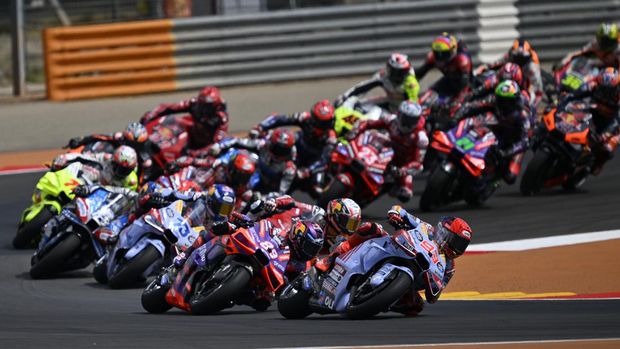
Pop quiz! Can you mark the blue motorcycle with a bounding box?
[278,224,445,319]
[29,186,133,279]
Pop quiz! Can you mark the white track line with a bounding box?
[0,167,46,176]
[467,229,620,252]
[268,337,620,349]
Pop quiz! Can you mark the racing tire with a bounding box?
[419,169,452,212]
[108,245,161,289]
[520,150,553,196]
[92,259,108,285]
[345,270,412,320]
[277,276,313,319]
[29,233,81,279]
[141,278,172,314]
[13,207,53,249]
[317,179,348,208]
[189,264,251,315]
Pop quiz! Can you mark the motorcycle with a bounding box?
[420,117,498,211]
[277,225,443,319]
[145,116,190,171]
[29,186,134,279]
[14,161,100,249]
[317,130,394,208]
[520,101,593,195]
[141,219,290,314]
[98,197,204,288]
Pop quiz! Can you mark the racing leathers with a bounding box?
[352,113,429,202]
[417,42,473,106]
[477,53,544,108]
[386,205,456,316]
[557,82,620,174]
[211,137,297,197]
[51,152,139,191]
[140,99,229,151]
[337,68,420,112]
[559,38,620,71]
[455,94,532,185]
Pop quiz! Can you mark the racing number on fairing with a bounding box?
[260,241,279,259]
[456,137,475,151]
[421,240,439,264]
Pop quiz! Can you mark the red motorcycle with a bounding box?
[317,130,394,208]
[145,116,190,171]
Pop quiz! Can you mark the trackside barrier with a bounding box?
[43,1,479,101]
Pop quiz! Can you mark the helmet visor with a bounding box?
[313,117,335,130]
[212,200,234,219]
[388,67,408,85]
[336,214,361,234]
[437,224,470,257]
[599,36,619,52]
[113,164,133,178]
[300,238,323,260]
[271,143,292,160]
[433,50,452,62]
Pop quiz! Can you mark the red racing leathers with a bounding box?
[417,42,473,105]
[353,113,429,201]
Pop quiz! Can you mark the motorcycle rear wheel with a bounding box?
[419,169,453,212]
[520,150,553,196]
[108,245,160,289]
[141,278,172,313]
[317,179,348,208]
[190,264,251,315]
[345,270,412,320]
[14,207,53,249]
[277,276,312,319]
[29,233,81,279]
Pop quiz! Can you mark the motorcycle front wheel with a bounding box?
[108,245,161,289]
[345,269,412,320]
[419,168,453,212]
[189,264,251,315]
[14,207,54,249]
[520,150,554,196]
[29,233,81,279]
[277,275,312,319]
[141,278,172,314]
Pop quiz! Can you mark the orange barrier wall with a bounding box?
[44,20,177,101]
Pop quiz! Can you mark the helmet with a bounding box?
[310,99,336,131]
[386,53,412,85]
[326,198,361,235]
[594,67,620,104]
[287,220,325,261]
[206,184,236,222]
[498,62,523,87]
[123,122,149,144]
[435,216,472,259]
[508,39,533,66]
[396,100,423,133]
[228,150,257,186]
[191,86,226,126]
[267,129,296,161]
[431,33,458,62]
[494,80,521,114]
[112,145,137,178]
[596,23,619,53]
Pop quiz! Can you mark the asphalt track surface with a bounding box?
[1,156,620,349]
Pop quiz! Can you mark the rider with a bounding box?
[64,122,160,181]
[454,80,531,186]
[51,145,139,191]
[314,198,388,271]
[336,53,420,112]
[556,67,620,175]
[347,100,428,202]
[171,150,259,210]
[209,129,297,197]
[470,63,528,102]
[139,86,229,151]
[559,23,620,70]
[475,39,544,107]
[386,205,473,316]
[416,32,473,111]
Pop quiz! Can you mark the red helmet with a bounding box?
[435,216,472,259]
[268,129,295,161]
[498,62,523,87]
[594,67,620,104]
[310,99,335,131]
[191,86,226,125]
[229,150,257,186]
[386,53,412,85]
